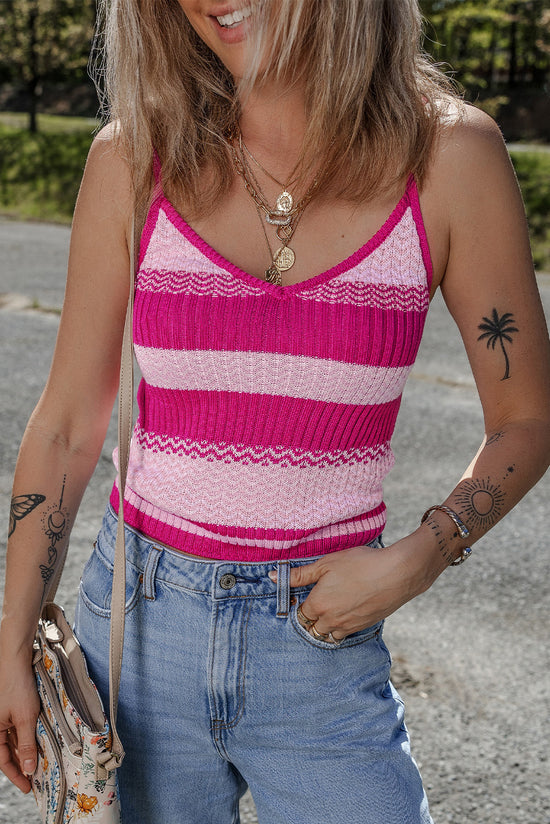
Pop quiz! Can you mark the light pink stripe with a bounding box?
[408,177,434,290]
[114,440,393,530]
[324,208,427,288]
[140,208,264,293]
[137,202,428,300]
[136,270,428,311]
[136,268,265,298]
[156,181,415,298]
[133,345,412,405]
[133,426,390,468]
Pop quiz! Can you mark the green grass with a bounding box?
[510,151,550,272]
[0,114,96,223]
[0,112,99,133]
[0,113,548,270]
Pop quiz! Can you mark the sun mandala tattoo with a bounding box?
[455,478,505,531]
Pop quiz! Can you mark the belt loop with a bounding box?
[276,560,291,618]
[143,546,163,601]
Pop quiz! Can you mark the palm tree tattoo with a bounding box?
[477,309,518,381]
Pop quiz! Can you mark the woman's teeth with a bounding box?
[216,7,252,28]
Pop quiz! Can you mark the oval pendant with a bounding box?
[274,246,296,272]
[276,191,293,214]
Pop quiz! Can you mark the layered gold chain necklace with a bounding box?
[230,129,319,286]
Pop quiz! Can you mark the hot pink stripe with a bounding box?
[137,385,401,451]
[133,290,427,368]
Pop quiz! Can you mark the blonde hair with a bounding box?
[92,0,458,217]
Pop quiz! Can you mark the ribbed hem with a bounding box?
[110,485,386,562]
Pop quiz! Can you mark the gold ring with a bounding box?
[327,632,344,645]
[297,605,315,627]
[309,623,328,641]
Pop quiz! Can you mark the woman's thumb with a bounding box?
[16,722,37,774]
[269,561,321,588]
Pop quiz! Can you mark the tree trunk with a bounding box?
[27,0,39,133]
[508,1,519,88]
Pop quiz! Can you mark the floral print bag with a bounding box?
[32,604,121,823]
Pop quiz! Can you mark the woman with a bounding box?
[1,1,550,822]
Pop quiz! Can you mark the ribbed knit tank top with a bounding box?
[110,174,432,561]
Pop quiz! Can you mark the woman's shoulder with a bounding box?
[76,122,134,224]
[85,121,132,185]
[429,103,511,187]
[423,103,515,215]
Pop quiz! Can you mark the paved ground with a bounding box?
[0,218,549,823]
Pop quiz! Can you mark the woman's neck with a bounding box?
[238,82,308,182]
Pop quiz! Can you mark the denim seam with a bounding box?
[211,600,252,733]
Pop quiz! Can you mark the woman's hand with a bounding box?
[273,528,449,642]
[0,655,40,793]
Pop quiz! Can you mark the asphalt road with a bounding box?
[0,218,549,823]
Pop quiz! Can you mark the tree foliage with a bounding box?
[420,0,550,92]
[0,0,549,131]
[0,0,95,131]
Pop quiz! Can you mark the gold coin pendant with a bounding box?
[274,246,296,272]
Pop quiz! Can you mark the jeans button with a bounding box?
[219,573,237,590]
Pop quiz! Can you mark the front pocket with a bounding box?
[78,542,142,618]
[290,599,383,650]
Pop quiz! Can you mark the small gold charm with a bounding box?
[265,265,282,286]
[276,224,293,242]
[274,246,296,272]
[276,191,293,214]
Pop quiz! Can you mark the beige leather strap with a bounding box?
[107,218,136,765]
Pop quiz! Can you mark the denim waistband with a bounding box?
[96,504,383,617]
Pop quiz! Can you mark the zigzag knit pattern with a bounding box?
[110,175,432,560]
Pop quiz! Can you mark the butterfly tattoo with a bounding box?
[9,494,46,537]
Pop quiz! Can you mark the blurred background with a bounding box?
[0,0,549,272]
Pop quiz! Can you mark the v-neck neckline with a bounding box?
[154,176,415,297]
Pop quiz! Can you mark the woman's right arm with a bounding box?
[0,126,134,792]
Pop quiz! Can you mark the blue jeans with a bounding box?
[74,505,432,824]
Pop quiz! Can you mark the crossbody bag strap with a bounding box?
[108,217,136,766]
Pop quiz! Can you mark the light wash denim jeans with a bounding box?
[74,505,433,824]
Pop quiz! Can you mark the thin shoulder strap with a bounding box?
[107,217,136,767]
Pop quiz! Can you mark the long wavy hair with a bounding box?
[91,0,458,217]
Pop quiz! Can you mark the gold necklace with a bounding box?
[241,137,300,219]
[231,130,318,226]
[254,201,307,285]
[230,136,319,283]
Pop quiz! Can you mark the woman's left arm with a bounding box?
[284,107,550,638]
[428,106,550,562]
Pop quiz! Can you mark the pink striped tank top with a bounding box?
[110,175,432,561]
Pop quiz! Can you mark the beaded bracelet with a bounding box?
[420,504,473,565]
